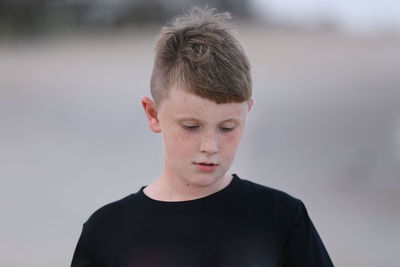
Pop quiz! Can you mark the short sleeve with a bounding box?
[283,200,334,267]
[71,223,96,267]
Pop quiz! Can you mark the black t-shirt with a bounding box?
[71,174,333,267]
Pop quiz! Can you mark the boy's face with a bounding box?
[142,87,253,189]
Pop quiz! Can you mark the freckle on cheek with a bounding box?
[225,135,238,145]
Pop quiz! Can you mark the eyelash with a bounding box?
[182,125,235,133]
[183,125,199,131]
[220,127,235,133]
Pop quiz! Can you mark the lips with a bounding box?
[194,162,218,172]
[198,162,216,166]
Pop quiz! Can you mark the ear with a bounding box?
[141,96,161,133]
[248,98,255,112]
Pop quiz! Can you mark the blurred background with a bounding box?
[0,0,399,266]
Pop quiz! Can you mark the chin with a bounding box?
[188,172,225,187]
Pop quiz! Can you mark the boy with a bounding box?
[71,7,333,267]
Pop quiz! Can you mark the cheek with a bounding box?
[163,128,197,156]
[220,132,243,156]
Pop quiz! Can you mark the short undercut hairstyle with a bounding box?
[150,7,252,105]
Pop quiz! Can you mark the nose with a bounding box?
[200,131,219,154]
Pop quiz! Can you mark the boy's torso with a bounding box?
[72,175,330,267]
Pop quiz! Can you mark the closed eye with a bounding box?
[183,125,199,132]
[219,126,235,133]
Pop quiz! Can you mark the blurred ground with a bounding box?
[0,24,399,266]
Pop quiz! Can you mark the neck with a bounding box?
[144,170,232,202]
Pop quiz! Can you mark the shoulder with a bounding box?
[234,175,306,228]
[83,191,143,231]
[236,175,302,208]
[235,176,334,265]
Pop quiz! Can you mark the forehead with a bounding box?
[159,88,248,121]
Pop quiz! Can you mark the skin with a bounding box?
[142,87,254,201]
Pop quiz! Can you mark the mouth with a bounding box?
[196,162,218,166]
[194,162,219,172]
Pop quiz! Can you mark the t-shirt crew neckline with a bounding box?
[136,174,242,212]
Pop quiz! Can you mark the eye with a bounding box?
[183,125,199,132]
[219,126,235,133]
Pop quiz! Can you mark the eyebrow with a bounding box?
[175,116,240,124]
